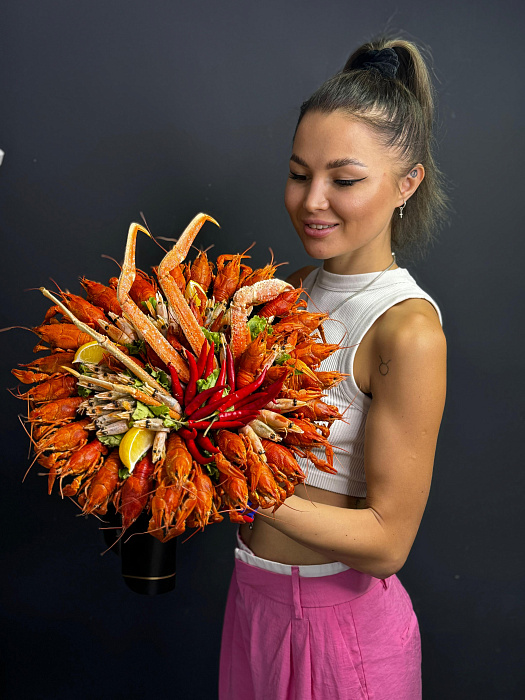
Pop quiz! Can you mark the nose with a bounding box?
[303,178,329,212]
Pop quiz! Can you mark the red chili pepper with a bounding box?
[184,384,227,416]
[218,409,259,421]
[231,391,269,411]
[189,369,267,421]
[168,363,183,403]
[226,346,235,391]
[196,434,219,454]
[187,419,245,429]
[178,426,197,440]
[263,374,287,403]
[204,341,215,378]
[217,356,227,387]
[234,375,287,411]
[184,351,199,406]
[196,340,209,379]
[189,390,231,422]
[217,367,268,413]
[186,438,214,464]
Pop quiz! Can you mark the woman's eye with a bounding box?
[288,171,307,181]
[335,179,358,187]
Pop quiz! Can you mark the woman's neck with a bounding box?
[323,250,397,275]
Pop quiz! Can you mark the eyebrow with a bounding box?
[290,153,368,169]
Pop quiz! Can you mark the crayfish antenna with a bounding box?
[341,392,367,417]
[181,527,202,545]
[0,325,32,334]
[49,277,65,294]
[101,254,122,270]
[99,526,126,556]
[276,501,308,514]
[17,413,39,452]
[140,211,169,254]
[26,398,33,458]
[22,451,41,482]
[298,480,316,506]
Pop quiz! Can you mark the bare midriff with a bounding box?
[239,483,367,566]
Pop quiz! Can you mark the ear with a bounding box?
[397,163,425,206]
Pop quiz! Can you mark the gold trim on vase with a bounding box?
[122,572,176,581]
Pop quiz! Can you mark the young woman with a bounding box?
[220,36,448,700]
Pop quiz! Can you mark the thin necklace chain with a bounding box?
[325,252,397,315]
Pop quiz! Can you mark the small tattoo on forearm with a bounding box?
[378,355,391,375]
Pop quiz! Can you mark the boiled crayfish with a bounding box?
[11,213,346,542]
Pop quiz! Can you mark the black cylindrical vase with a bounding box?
[120,510,177,595]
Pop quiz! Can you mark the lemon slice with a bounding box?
[73,341,106,364]
[185,280,206,307]
[119,427,155,473]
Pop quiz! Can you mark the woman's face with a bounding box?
[284,110,405,274]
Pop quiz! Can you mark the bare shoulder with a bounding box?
[374,297,446,356]
[285,266,317,288]
[368,297,446,396]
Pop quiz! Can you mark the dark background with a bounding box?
[1,1,524,698]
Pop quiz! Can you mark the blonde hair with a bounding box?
[295,36,451,255]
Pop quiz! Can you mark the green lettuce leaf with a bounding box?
[150,404,169,417]
[145,364,171,391]
[196,368,220,393]
[200,327,222,348]
[132,401,155,421]
[124,339,146,356]
[204,462,220,482]
[141,296,157,311]
[99,434,124,448]
[247,315,269,340]
[275,353,291,365]
[163,417,184,429]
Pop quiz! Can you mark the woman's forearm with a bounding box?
[257,495,406,579]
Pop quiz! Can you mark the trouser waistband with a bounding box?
[234,556,382,610]
[235,528,351,578]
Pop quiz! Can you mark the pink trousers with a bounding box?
[219,539,421,700]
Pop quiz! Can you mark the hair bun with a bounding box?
[351,47,399,79]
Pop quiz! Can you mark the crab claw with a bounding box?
[230,278,292,359]
[157,213,220,357]
[117,222,190,382]
[159,213,219,272]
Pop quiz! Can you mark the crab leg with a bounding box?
[229,278,292,359]
[116,223,190,382]
[39,288,177,402]
[157,213,219,357]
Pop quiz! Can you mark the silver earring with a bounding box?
[399,201,406,219]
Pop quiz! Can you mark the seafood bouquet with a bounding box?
[12,213,346,542]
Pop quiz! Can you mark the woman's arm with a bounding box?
[257,299,447,579]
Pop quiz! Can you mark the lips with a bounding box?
[302,220,339,238]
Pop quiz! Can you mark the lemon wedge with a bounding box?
[73,341,106,364]
[185,280,206,307]
[119,427,155,473]
[74,340,125,364]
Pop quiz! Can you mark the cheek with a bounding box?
[344,187,388,222]
[284,182,301,217]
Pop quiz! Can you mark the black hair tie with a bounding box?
[351,48,399,79]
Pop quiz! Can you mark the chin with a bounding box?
[299,235,341,262]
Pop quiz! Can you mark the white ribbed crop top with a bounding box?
[297,265,443,498]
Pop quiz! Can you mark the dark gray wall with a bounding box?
[1,1,524,698]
